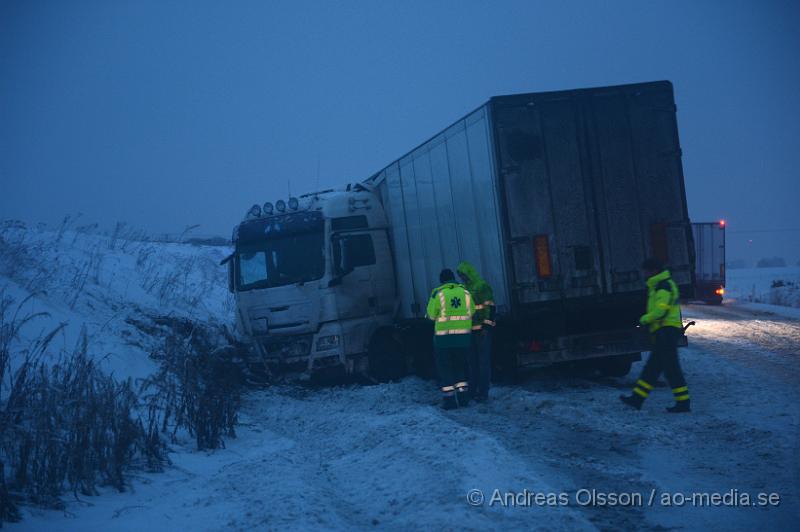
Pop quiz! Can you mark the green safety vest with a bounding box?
[426,283,475,347]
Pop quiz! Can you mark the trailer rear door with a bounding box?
[492,81,694,305]
[589,84,693,292]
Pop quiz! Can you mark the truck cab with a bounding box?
[225,185,397,376]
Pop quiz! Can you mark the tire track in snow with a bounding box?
[229,382,595,531]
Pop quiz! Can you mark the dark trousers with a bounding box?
[434,345,469,401]
[639,327,687,390]
[468,329,492,399]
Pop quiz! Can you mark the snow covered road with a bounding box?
[14,300,799,531]
[683,301,800,383]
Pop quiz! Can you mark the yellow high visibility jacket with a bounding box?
[426,282,474,348]
[457,261,496,330]
[640,270,682,332]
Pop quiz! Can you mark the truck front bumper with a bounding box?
[248,324,350,373]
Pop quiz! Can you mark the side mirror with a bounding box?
[227,260,235,293]
[220,253,235,293]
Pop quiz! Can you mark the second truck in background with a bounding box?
[691,221,726,304]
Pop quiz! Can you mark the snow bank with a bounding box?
[0,221,234,381]
[726,267,800,309]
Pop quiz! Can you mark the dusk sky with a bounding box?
[1,0,798,263]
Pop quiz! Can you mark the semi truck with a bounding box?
[691,221,726,304]
[224,80,695,380]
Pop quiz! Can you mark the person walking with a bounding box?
[620,258,690,413]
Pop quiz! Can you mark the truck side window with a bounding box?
[334,234,376,269]
[331,215,368,231]
[348,234,376,267]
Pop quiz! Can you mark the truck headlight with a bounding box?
[316,335,340,351]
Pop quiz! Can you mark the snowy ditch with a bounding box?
[0,221,242,524]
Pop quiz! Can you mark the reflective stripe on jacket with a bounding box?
[426,283,474,335]
[640,270,682,332]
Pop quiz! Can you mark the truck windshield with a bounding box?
[236,231,324,290]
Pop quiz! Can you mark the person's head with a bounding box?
[456,261,477,284]
[641,257,664,278]
[439,268,456,284]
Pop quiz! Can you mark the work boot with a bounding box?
[454,381,470,407]
[666,400,690,413]
[456,391,471,408]
[441,396,457,410]
[619,394,644,410]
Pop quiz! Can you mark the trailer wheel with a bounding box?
[598,355,634,377]
[367,332,406,383]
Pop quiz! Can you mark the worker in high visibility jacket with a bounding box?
[457,261,495,402]
[427,268,475,409]
[621,258,690,413]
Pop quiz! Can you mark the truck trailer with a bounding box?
[691,221,726,304]
[224,80,695,380]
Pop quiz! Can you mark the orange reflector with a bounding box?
[533,235,552,278]
[715,287,725,295]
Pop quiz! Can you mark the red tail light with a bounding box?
[533,235,552,278]
[719,219,726,227]
[527,340,543,352]
[650,223,669,263]
[715,287,725,296]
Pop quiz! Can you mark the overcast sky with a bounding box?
[1,0,798,263]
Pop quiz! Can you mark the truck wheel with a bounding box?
[367,333,406,383]
[598,355,634,377]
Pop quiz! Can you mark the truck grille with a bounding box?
[259,335,313,360]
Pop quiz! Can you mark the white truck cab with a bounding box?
[225,184,399,377]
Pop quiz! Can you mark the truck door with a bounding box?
[332,231,382,319]
[369,229,397,316]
